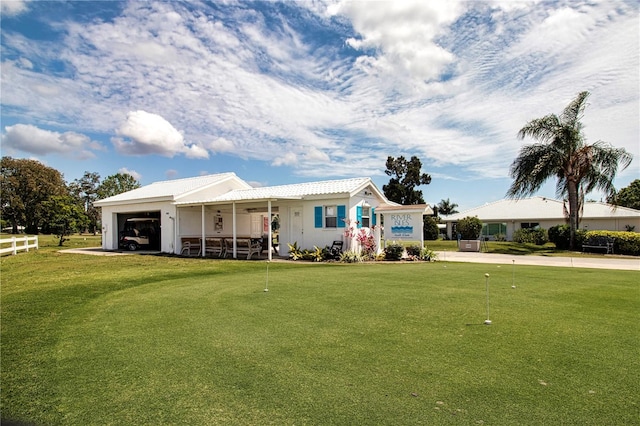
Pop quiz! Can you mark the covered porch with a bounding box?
[173,197,292,261]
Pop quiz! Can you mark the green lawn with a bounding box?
[1,250,638,425]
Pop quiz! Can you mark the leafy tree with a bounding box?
[436,198,459,216]
[69,171,101,234]
[42,195,88,246]
[383,155,431,205]
[608,179,640,210]
[507,91,633,250]
[97,173,141,199]
[0,157,67,234]
[456,216,482,240]
[423,216,440,240]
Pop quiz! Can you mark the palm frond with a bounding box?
[560,91,590,129]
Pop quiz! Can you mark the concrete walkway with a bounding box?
[435,250,639,271]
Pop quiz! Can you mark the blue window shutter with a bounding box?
[356,206,363,228]
[314,206,322,228]
[337,205,346,228]
[372,208,376,226]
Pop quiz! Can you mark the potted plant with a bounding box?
[456,216,483,252]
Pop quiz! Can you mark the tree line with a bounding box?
[0,157,140,243]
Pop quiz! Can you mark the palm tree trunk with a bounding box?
[567,179,579,250]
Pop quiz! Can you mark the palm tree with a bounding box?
[436,198,459,216]
[507,91,633,250]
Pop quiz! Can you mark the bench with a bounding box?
[582,236,614,254]
[224,238,263,259]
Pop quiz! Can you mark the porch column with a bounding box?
[201,204,206,257]
[176,208,181,254]
[375,212,383,254]
[232,202,237,258]
[267,200,272,261]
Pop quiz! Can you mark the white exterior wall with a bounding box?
[276,189,384,256]
[99,201,177,252]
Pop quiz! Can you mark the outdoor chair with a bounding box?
[205,238,225,257]
[330,240,343,259]
[180,241,200,256]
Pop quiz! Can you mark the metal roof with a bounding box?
[175,177,380,205]
[94,172,242,205]
[442,197,640,221]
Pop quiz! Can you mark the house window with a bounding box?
[315,205,346,229]
[325,206,337,228]
[360,207,370,228]
[482,222,507,239]
[521,222,540,229]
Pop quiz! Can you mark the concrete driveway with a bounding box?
[436,250,639,271]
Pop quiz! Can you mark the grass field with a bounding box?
[1,245,639,425]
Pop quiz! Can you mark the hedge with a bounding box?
[584,230,640,256]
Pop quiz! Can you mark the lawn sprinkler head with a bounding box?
[264,288,269,292]
[512,285,516,289]
[484,319,492,325]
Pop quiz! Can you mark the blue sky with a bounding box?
[1,0,638,211]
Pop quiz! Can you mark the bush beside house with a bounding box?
[548,225,639,255]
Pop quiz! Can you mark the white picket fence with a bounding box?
[0,235,39,256]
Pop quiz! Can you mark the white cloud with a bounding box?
[2,123,102,159]
[113,110,207,158]
[329,1,464,82]
[118,167,142,181]
[272,152,298,167]
[0,1,637,187]
[1,0,29,16]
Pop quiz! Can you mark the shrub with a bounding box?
[423,217,439,241]
[494,233,507,242]
[288,243,334,261]
[548,225,570,249]
[420,248,437,261]
[339,251,363,263]
[457,216,482,240]
[384,243,404,260]
[513,228,548,245]
[584,230,640,256]
[548,225,587,250]
[405,245,422,257]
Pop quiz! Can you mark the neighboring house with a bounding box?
[94,173,433,258]
[441,196,640,241]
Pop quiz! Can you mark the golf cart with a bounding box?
[119,218,159,251]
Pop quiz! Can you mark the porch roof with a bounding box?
[375,204,434,215]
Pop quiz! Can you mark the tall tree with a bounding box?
[608,179,640,211]
[436,198,459,216]
[0,157,67,234]
[97,173,141,199]
[69,171,101,234]
[383,156,431,205]
[507,91,633,249]
[42,195,88,246]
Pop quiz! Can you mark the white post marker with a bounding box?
[511,259,516,289]
[484,273,491,325]
[264,261,270,292]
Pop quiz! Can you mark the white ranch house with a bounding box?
[94,173,433,259]
[441,196,640,241]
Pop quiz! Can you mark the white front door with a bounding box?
[290,207,303,248]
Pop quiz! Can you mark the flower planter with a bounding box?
[459,239,481,252]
